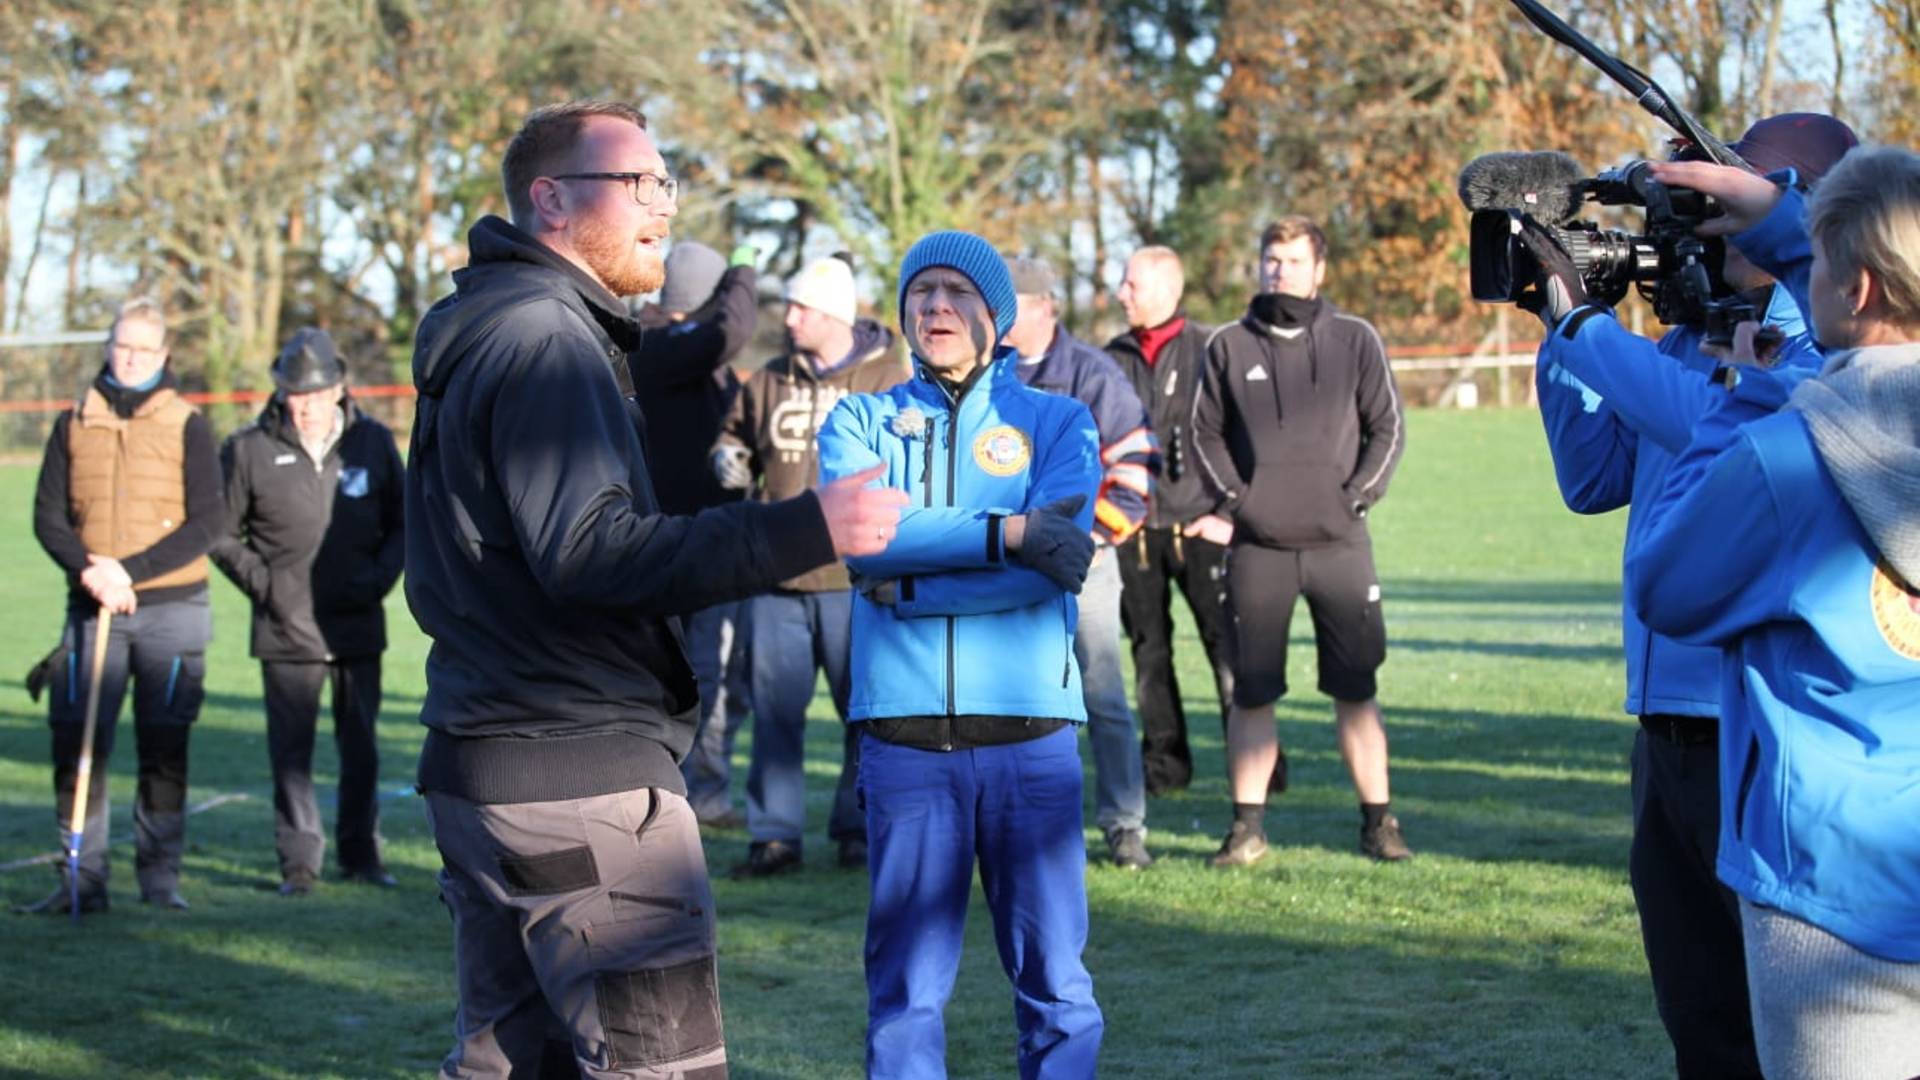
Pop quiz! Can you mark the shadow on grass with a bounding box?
[1385,578,1622,608]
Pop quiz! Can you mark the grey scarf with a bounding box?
[1788,343,1920,584]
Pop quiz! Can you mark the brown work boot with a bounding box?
[15,882,109,916]
[1208,821,1269,868]
[1360,814,1413,862]
[729,839,802,879]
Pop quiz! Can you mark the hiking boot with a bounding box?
[697,808,746,831]
[140,888,190,911]
[1360,814,1413,862]
[837,837,868,870]
[1208,821,1269,868]
[15,883,109,916]
[728,840,802,880]
[1106,828,1153,870]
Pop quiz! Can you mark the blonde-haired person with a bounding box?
[1631,146,1920,1079]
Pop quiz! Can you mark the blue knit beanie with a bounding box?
[896,231,1017,344]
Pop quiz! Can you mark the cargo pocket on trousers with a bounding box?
[593,951,724,1069]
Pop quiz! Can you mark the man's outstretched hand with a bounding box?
[817,464,910,558]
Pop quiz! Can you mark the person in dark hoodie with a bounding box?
[713,254,906,876]
[210,327,405,897]
[1104,246,1239,796]
[1191,215,1408,867]
[19,296,220,916]
[404,100,906,1078]
[630,239,761,828]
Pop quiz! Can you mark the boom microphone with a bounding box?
[1457,151,1586,224]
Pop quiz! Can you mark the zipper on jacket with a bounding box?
[942,408,957,716]
[1061,594,1072,688]
[922,416,936,509]
[1733,733,1761,842]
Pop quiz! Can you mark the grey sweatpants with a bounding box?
[425,787,728,1079]
[1742,900,1920,1080]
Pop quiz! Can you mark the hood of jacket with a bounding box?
[1789,342,1920,584]
[413,216,639,399]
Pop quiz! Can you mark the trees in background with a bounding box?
[0,0,1874,390]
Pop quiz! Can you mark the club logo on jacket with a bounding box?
[338,467,370,499]
[1869,559,1920,662]
[973,425,1031,477]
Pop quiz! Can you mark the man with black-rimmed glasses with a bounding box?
[405,100,906,1078]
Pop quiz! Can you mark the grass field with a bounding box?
[0,408,1661,1079]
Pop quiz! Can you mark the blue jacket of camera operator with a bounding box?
[817,351,1102,722]
[1536,252,1821,720]
[1627,188,1920,962]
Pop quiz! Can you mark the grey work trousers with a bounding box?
[425,787,728,1079]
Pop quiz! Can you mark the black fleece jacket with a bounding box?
[1190,295,1405,549]
[405,216,836,804]
[211,395,404,661]
[630,265,758,515]
[33,369,222,608]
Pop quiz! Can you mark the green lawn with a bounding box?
[0,408,1659,1079]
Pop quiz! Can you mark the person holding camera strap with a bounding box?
[1521,113,1855,1079]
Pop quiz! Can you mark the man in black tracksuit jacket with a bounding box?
[1104,246,1237,795]
[1192,216,1409,868]
[212,328,404,895]
[403,101,900,1078]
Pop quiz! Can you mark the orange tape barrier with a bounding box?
[0,383,418,415]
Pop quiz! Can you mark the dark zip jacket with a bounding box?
[1191,295,1404,549]
[1014,326,1157,544]
[210,394,404,661]
[405,216,837,804]
[630,265,758,515]
[1105,315,1216,529]
[33,368,222,609]
[717,318,907,592]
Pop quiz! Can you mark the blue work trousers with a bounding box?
[860,726,1103,1079]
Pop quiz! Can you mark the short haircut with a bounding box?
[1131,245,1185,293]
[110,296,168,343]
[1808,145,1920,328]
[502,101,648,227]
[1259,216,1327,262]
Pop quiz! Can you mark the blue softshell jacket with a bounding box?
[1626,187,1920,962]
[817,350,1103,722]
[1538,263,1819,717]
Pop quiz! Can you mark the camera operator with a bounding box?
[1623,145,1920,1080]
[1518,113,1855,1079]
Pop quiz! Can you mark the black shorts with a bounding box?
[1225,538,1386,706]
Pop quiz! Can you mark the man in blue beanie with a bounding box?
[818,231,1106,1078]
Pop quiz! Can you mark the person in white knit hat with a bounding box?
[713,254,908,876]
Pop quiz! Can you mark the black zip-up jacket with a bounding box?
[33,368,222,608]
[405,216,836,804]
[629,265,758,515]
[210,395,404,661]
[1191,295,1404,549]
[1105,315,1216,529]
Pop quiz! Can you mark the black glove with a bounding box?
[24,642,63,703]
[1014,495,1094,594]
[1515,216,1588,328]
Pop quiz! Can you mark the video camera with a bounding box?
[1462,0,1761,347]
[1460,150,1755,345]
